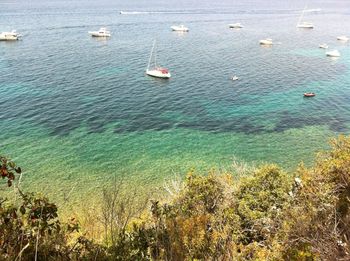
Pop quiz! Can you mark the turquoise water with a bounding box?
[1,0,350,204]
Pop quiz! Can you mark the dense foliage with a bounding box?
[2,135,350,260]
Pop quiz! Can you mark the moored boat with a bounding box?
[319,44,328,49]
[326,50,340,57]
[88,28,111,37]
[297,22,314,29]
[259,38,273,45]
[337,36,349,42]
[0,30,21,41]
[146,68,171,78]
[229,23,243,29]
[304,92,315,97]
[146,40,171,79]
[296,5,314,29]
[171,25,189,32]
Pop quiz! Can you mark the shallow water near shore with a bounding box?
[0,0,350,205]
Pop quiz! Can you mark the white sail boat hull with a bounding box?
[297,23,314,29]
[146,69,171,78]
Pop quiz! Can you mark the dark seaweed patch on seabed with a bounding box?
[274,113,348,133]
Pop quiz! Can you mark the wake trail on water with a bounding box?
[119,9,306,16]
[119,10,197,15]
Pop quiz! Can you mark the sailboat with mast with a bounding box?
[146,40,171,79]
[297,5,314,29]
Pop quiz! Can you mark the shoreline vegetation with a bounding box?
[2,136,350,260]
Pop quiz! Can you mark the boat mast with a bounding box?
[298,5,307,25]
[154,42,157,68]
[147,40,156,70]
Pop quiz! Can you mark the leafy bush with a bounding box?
[235,165,293,244]
[0,155,21,187]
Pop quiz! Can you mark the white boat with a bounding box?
[88,28,111,37]
[0,30,21,41]
[319,44,328,49]
[146,40,171,79]
[326,50,340,57]
[297,6,314,29]
[231,76,239,81]
[337,36,349,42]
[259,38,273,45]
[229,23,243,29]
[297,22,314,29]
[171,25,189,32]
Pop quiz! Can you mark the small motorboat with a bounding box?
[0,30,21,41]
[259,38,273,45]
[319,44,328,49]
[337,36,349,42]
[229,23,243,29]
[231,76,239,81]
[304,92,315,97]
[326,50,340,57]
[171,25,189,32]
[88,27,111,37]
